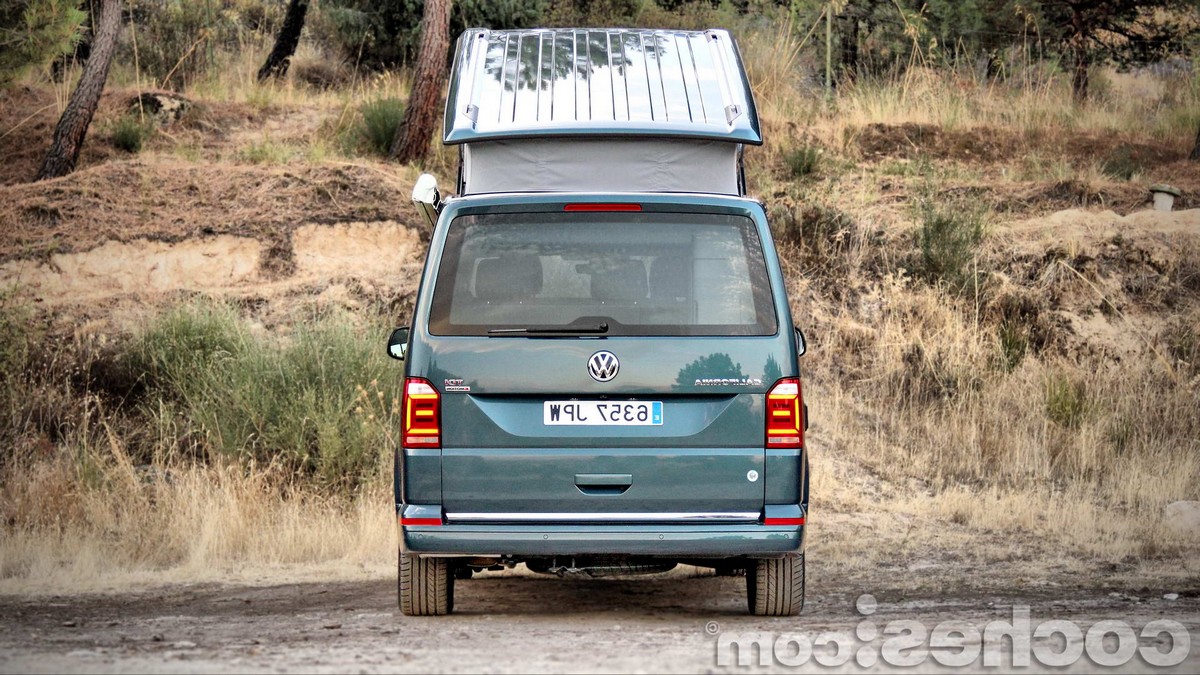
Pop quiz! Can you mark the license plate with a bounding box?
[544,401,663,426]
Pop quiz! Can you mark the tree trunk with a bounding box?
[839,13,859,83]
[36,0,121,181]
[1191,122,1200,161]
[257,0,309,81]
[390,0,451,165]
[1071,43,1090,102]
[1069,6,1089,103]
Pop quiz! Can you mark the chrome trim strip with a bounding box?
[445,512,760,523]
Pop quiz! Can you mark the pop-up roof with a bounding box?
[444,28,761,146]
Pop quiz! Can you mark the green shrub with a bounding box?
[123,0,246,88]
[293,57,350,91]
[1100,146,1140,181]
[127,302,248,387]
[321,0,546,69]
[237,136,296,164]
[997,319,1028,372]
[358,97,405,156]
[1106,415,1135,456]
[800,201,856,262]
[881,154,935,177]
[916,199,986,290]
[894,342,981,405]
[543,0,642,26]
[236,0,285,36]
[0,290,46,467]
[769,188,863,283]
[782,145,821,179]
[111,115,154,153]
[1044,372,1089,428]
[0,289,33,382]
[0,0,86,87]
[125,302,396,489]
[1162,317,1200,377]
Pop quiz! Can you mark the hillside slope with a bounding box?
[1,78,1198,594]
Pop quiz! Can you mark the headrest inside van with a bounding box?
[475,254,543,302]
[591,260,647,302]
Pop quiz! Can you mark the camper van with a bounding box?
[387,27,809,616]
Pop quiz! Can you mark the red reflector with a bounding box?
[764,517,806,526]
[399,517,442,526]
[563,203,642,212]
[765,378,804,450]
[402,377,440,449]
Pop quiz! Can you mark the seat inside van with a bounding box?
[590,260,647,303]
[474,254,543,303]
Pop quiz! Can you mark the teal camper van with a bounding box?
[388,27,810,616]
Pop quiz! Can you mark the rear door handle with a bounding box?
[575,473,632,486]
[575,473,632,495]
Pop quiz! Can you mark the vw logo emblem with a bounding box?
[587,351,619,382]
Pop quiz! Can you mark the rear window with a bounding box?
[428,212,777,336]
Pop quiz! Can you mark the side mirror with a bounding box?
[794,326,807,358]
[412,173,441,230]
[387,327,411,361]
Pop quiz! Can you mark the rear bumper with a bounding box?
[399,505,806,557]
[402,524,803,557]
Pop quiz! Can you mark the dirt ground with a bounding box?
[0,567,1197,674]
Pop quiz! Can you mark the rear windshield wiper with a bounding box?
[488,322,609,335]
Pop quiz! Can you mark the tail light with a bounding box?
[399,517,442,526]
[765,378,803,449]
[402,377,440,448]
[763,517,806,526]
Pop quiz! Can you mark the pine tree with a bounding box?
[389,0,451,165]
[36,0,121,180]
[257,0,309,81]
[1037,0,1198,101]
[0,0,87,87]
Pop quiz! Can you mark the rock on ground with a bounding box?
[1163,500,1200,538]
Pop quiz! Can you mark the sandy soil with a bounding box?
[0,569,1197,674]
[0,221,423,307]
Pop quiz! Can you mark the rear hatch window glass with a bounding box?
[429,212,777,336]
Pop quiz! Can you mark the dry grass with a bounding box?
[1,15,1199,595]
[742,18,1198,194]
[798,231,1200,562]
[0,452,395,595]
[0,299,414,592]
[742,13,1199,580]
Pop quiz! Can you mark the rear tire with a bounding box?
[747,555,805,616]
[399,552,454,615]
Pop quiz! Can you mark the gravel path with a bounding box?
[1,570,1197,673]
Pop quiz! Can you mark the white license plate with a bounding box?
[544,401,663,426]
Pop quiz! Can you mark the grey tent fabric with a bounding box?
[462,139,739,195]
